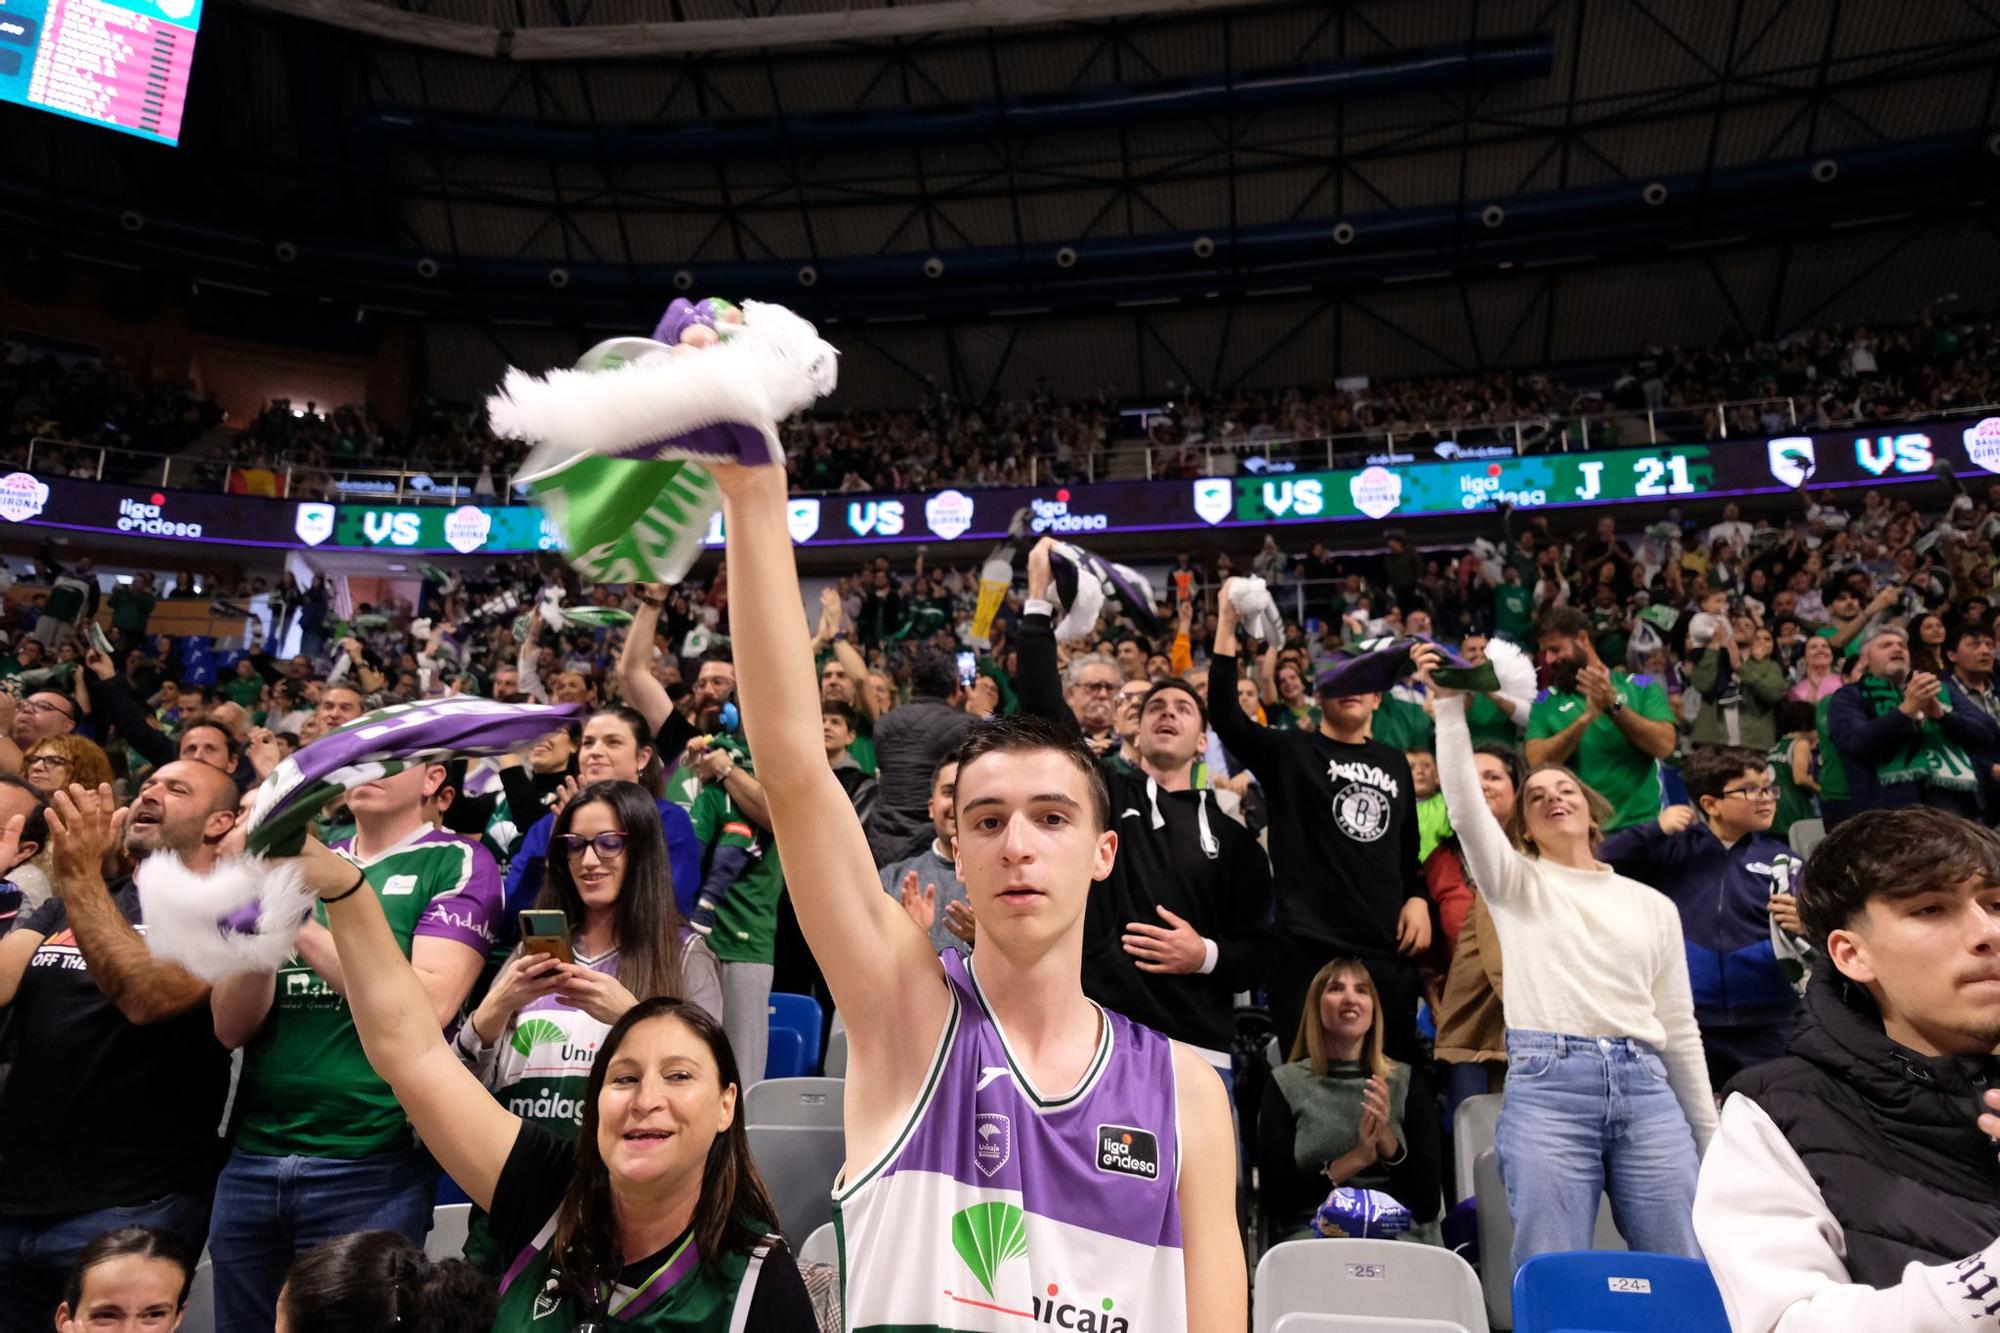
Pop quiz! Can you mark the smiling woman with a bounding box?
[287,837,819,1331]
[54,1227,196,1333]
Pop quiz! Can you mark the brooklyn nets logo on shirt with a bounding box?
[1332,782,1391,842]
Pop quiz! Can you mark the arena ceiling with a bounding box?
[4,0,2000,406]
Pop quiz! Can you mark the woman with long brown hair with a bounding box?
[1255,958,1441,1244]
[287,836,814,1330]
[454,779,722,1271]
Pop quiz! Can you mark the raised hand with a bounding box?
[943,899,977,945]
[898,869,938,935]
[1658,804,1697,835]
[46,784,127,886]
[548,774,583,819]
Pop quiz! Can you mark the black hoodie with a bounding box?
[1016,611,1273,1053]
[1730,970,2000,1286]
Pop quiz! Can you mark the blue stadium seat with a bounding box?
[764,1026,809,1080]
[767,991,825,1072]
[1510,1251,1728,1333]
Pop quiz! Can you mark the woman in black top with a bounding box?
[284,837,816,1331]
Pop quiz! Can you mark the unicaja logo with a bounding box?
[944,1204,1131,1330]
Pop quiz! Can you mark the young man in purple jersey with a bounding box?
[714,462,1244,1331]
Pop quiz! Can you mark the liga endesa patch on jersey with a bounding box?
[1094,1125,1160,1179]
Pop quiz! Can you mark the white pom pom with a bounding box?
[1484,637,1538,711]
[137,854,319,981]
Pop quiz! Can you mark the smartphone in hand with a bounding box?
[518,909,574,965]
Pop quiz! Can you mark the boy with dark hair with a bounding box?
[1600,745,1802,1086]
[713,462,1244,1331]
[1694,806,2000,1331]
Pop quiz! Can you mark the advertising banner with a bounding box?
[3,416,1995,555]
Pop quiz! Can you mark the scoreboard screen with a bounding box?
[0,0,200,145]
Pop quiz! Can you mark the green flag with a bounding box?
[527,456,718,585]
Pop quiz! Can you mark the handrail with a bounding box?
[17,394,2000,504]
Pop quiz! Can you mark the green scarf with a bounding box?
[1858,673,1978,792]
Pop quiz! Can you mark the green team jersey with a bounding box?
[688,783,783,966]
[1466,692,1523,751]
[847,731,878,777]
[493,1230,766,1331]
[1527,673,1673,832]
[236,827,502,1158]
[1494,584,1534,643]
[1371,695,1434,753]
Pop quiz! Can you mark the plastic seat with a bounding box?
[799,1220,839,1268]
[1273,1316,1476,1333]
[1252,1238,1488,1333]
[1787,818,1825,858]
[765,1026,809,1079]
[824,1012,848,1078]
[426,1202,472,1263]
[1472,1150,1626,1330]
[1510,1251,1728,1332]
[745,1076,845,1128]
[1452,1094,1502,1205]
[768,992,825,1072]
[747,1124,846,1245]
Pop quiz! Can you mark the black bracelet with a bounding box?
[322,867,369,905]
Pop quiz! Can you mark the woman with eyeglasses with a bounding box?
[1423,648,1716,1270]
[282,834,815,1331]
[456,780,721,1266]
[1599,745,1805,1090]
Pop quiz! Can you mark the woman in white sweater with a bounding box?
[1425,654,1715,1268]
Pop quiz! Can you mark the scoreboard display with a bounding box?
[0,0,200,145]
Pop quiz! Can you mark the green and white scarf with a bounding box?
[1859,673,1979,792]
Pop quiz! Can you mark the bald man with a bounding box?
[0,764,238,1322]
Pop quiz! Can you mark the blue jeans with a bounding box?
[208,1148,435,1333]
[0,1191,212,1333]
[1493,1030,1700,1270]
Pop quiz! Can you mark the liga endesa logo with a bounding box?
[116,493,203,538]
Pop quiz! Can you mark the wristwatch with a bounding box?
[1608,693,1627,716]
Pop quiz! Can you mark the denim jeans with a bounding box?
[0,1191,212,1332]
[208,1148,435,1333]
[1492,1030,1701,1270]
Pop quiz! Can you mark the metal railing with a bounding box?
[17,393,2000,504]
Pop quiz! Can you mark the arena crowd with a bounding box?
[7,331,2000,1329]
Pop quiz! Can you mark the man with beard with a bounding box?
[1828,627,2000,820]
[1694,808,2000,1331]
[0,765,233,1326]
[1018,540,1274,1092]
[1526,606,1677,833]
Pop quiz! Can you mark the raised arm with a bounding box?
[82,650,175,770]
[710,466,949,1094]
[1015,539,1080,733]
[1429,691,1530,906]
[614,587,672,736]
[1206,581,1283,777]
[306,838,519,1209]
